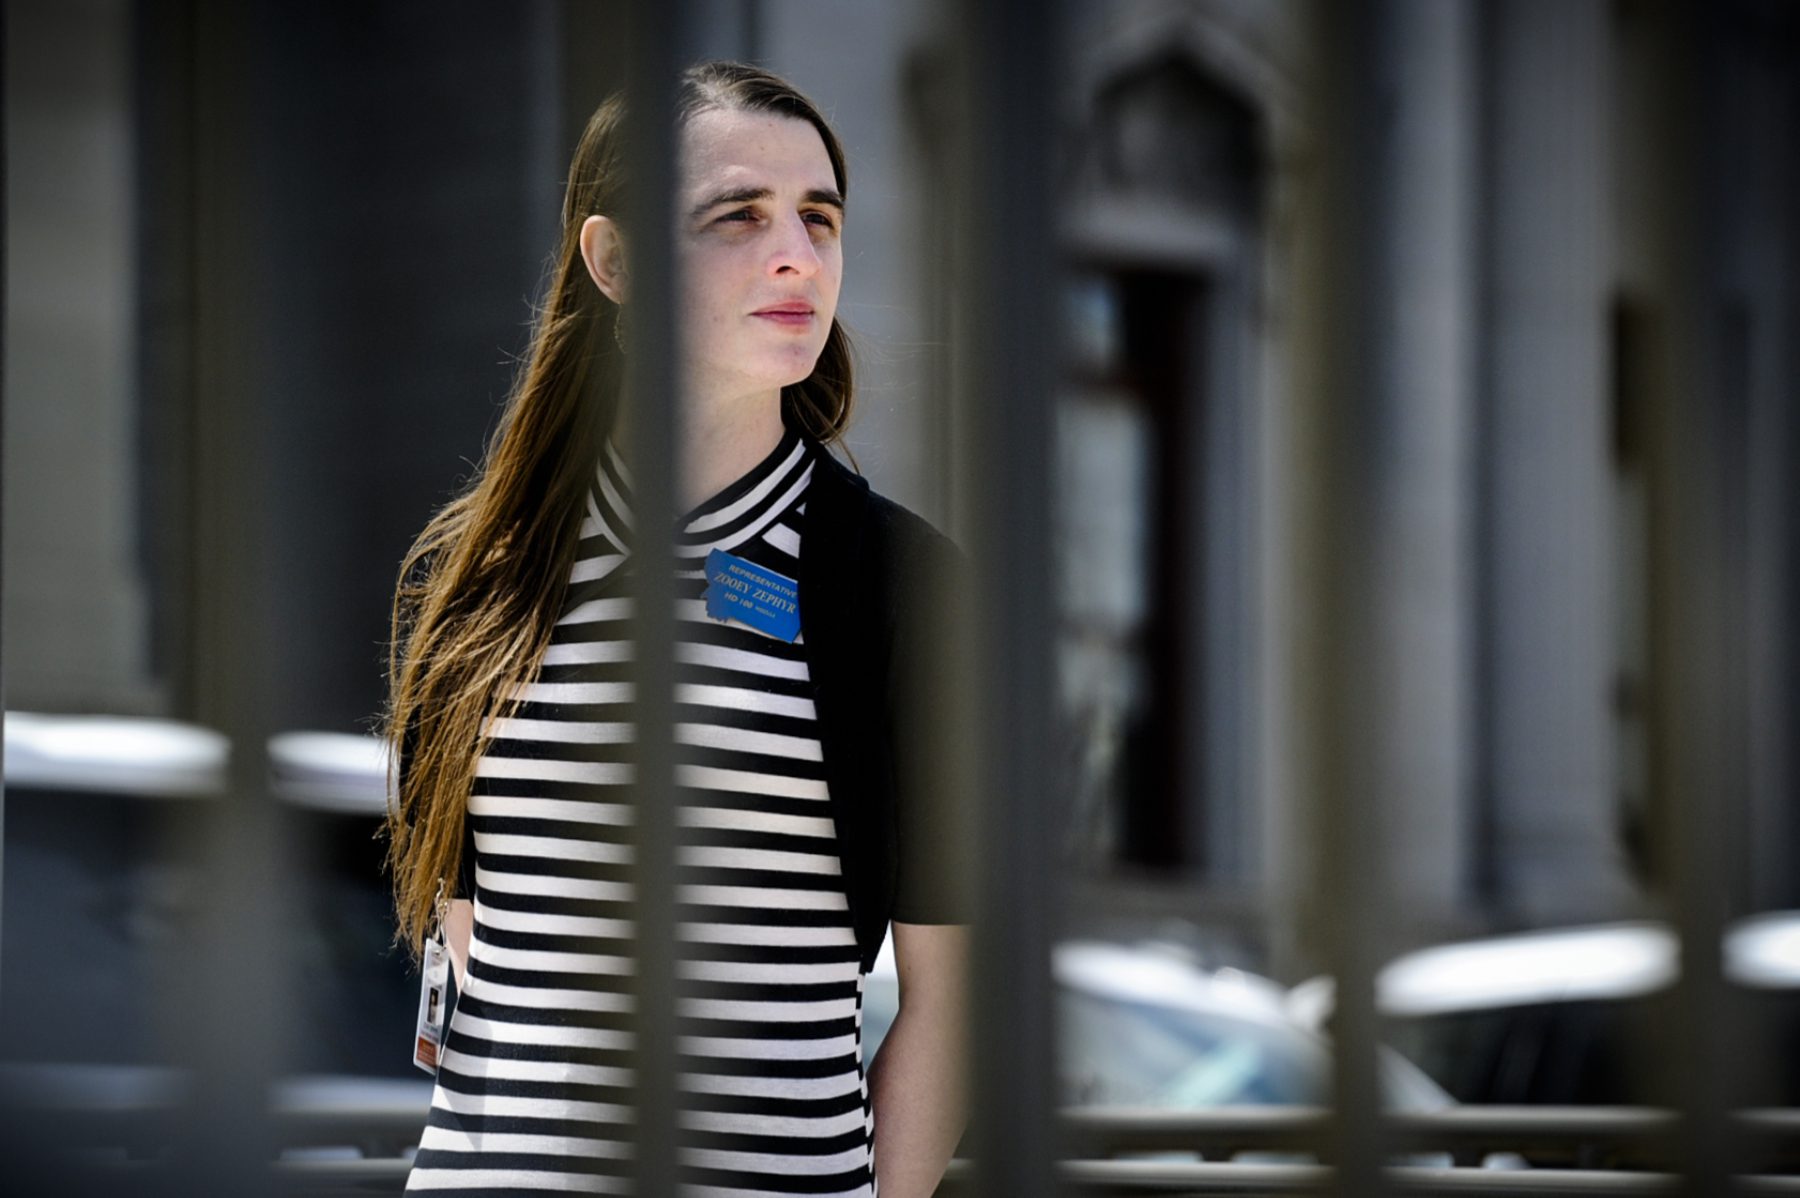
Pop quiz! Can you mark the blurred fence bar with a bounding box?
[1295,0,1477,1190]
[0,0,7,1012]
[173,2,287,1191]
[1061,1107,1800,1174]
[17,1088,1800,1194]
[616,2,692,1192]
[1636,3,1741,1194]
[936,0,1069,1193]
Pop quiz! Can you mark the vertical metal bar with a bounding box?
[940,0,1068,1192]
[1298,0,1478,1192]
[521,0,564,266]
[1637,2,1739,1192]
[1781,30,1800,923]
[1295,5,1392,1188]
[617,3,690,1193]
[739,0,760,68]
[0,0,9,1015]
[174,2,286,1190]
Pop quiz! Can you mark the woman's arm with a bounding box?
[444,898,474,991]
[868,921,971,1197]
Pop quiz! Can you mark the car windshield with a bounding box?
[1060,989,1320,1107]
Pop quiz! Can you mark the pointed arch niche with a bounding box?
[1056,17,1279,905]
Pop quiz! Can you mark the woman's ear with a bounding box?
[579,214,630,304]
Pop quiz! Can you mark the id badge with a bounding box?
[412,936,451,1074]
[702,547,801,642]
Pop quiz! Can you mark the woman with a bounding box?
[384,60,970,1196]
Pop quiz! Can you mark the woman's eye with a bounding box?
[717,208,836,232]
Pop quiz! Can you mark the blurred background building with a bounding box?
[3,0,1797,1180]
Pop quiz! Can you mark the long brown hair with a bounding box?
[382,60,857,957]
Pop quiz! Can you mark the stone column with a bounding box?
[1480,0,1635,918]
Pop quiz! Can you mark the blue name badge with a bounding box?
[703,547,801,642]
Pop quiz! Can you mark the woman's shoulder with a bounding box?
[807,441,966,572]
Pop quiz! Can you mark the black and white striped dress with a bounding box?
[406,422,878,1196]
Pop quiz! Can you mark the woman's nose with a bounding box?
[769,212,821,275]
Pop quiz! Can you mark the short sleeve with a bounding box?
[888,520,975,925]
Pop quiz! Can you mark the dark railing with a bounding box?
[2,1,1789,1194]
[6,1073,1797,1196]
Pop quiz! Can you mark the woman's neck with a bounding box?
[612,387,785,514]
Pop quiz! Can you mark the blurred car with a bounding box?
[861,936,1454,1113]
[1285,911,1800,1107]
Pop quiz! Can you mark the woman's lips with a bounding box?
[753,309,814,327]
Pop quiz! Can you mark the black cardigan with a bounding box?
[793,438,972,972]
[412,438,970,976]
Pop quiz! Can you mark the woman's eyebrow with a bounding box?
[688,185,845,219]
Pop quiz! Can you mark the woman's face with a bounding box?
[674,106,843,404]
